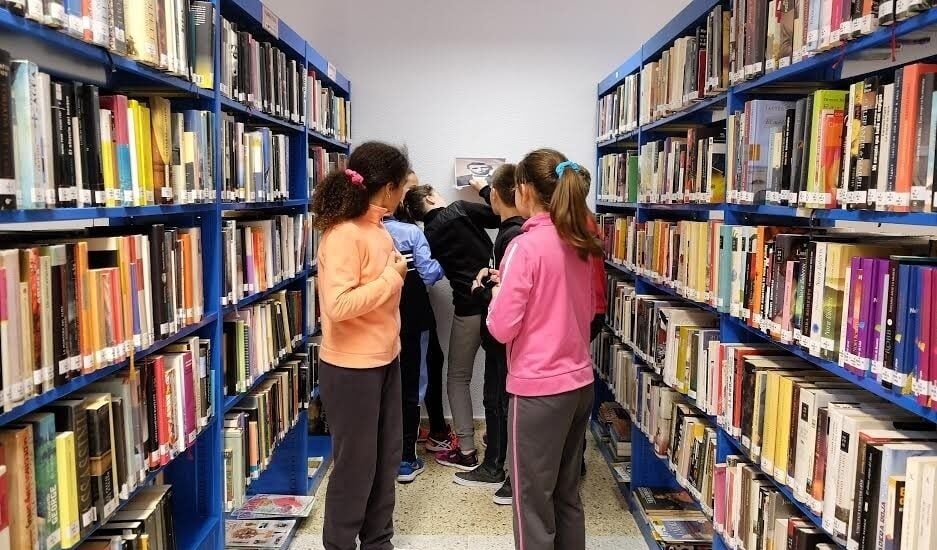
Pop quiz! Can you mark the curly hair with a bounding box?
[311,141,410,231]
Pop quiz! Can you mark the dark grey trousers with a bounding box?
[509,384,594,550]
[320,359,402,550]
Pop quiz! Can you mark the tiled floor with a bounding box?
[290,428,643,549]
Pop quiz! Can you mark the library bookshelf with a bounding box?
[594,2,937,550]
[0,0,347,547]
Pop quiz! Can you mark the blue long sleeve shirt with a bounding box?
[384,217,443,332]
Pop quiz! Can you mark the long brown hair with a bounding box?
[515,149,602,260]
[311,141,410,230]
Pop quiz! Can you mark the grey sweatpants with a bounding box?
[509,384,594,550]
[320,359,402,550]
[448,313,482,452]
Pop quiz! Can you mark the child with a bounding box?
[312,141,410,550]
[403,184,500,469]
[383,172,451,483]
[452,165,524,503]
[487,149,602,550]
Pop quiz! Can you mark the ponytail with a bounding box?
[550,166,603,260]
[516,149,603,260]
[311,141,410,231]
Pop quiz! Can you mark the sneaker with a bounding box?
[397,458,426,483]
[425,428,458,453]
[417,426,429,443]
[435,447,479,471]
[453,465,505,488]
[493,477,513,506]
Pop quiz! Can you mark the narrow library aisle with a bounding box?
[290,433,643,549]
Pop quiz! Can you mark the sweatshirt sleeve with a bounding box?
[486,241,532,344]
[412,229,444,286]
[319,231,404,322]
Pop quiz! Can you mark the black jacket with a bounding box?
[423,188,500,316]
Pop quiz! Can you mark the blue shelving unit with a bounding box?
[595,3,937,550]
[0,0,346,547]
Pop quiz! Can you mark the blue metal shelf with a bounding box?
[221,198,308,211]
[308,128,351,151]
[306,43,352,96]
[597,128,640,148]
[222,269,311,315]
[641,92,728,132]
[598,50,643,96]
[307,434,333,496]
[725,316,937,424]
[0,9,212,96]
[221,0,306,60]
[643,202,727,212]
[0,313,217,426]
[728,203,937,226]
[220,95,306,133]
[0,203,216,223]
[642,0,724,63]
[596,200,639,210]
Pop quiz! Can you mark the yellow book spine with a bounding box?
[675,326,690,394]
[773,375,795,482]
[55,432,80,549]
[140,105,154,205]
[99,110,117,208]
[761,372,780,473]
[695,222,707,297]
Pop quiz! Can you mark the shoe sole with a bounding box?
[492,495,513,506]
[424,443,452,453]
[396,465,426,483]
[435,457,478,471]
[452,476,504,489]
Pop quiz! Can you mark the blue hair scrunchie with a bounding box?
[555,160,580,178]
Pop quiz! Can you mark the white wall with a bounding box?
[269,0,689,415]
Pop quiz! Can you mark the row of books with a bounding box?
[308,76,351,144]
[632,487,714,549]
[0,351,209,550]
[0,55,216,209]
[2,0,213,88]
[602,281,937,549]
[595,74,638,142]
[222,290,304,397]
[634,129,729,204]
[220,118,292,203]
[75,485,177,550]
[0,226,204,414]
[594,401,632,461]
[221,214,311,308]
[596,152,638,204]
[223,363,307,513]
[307,147,347,194]
[726,65,937,211]
[220,15,306,126]
[600,215,937,405]
[304,276,319,337]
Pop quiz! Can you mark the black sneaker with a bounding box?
[493,477,512,505]
[453,465,505,488]
[435,447,479,471]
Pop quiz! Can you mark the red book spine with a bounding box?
[894,64,937,212]
[182,351,197,447]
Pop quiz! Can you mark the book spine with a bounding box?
[0,50,16,209]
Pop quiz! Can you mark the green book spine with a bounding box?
[627,154,639,203]
[22,413,61,550]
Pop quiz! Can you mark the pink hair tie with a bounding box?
[345,169,365,188]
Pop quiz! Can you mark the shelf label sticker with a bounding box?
[328,62,337,81]
[262,6,280,39]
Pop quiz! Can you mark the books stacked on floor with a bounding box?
[0,227,204,415]
[596,152,639,203]
[220,213,311,307]
[726,63,937,211]
[219,16,306,126]
[230,494,315,520]
[78,485,177,550]
[638,2,729,126]
[0,361,209,549]
[222,365,306,512]
[596,73,638,142]
[1,0,212,88]
[633,487,714,549]
[222,289,306,396]
[636,130,728,204]
[220,117,292,203]
[0,53,216,209]
[225,519,296,549]
[307,147,347,192]
[307,75,350,143]
[595,401,633,462]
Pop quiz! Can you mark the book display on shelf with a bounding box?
[594,2,937,550]
[0,0,349,547]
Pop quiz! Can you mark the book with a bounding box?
[225,519,296,549]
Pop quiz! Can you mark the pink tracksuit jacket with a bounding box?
[486,213,596,397]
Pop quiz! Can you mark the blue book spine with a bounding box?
[893,264,915,393]
[64,0,82,37]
